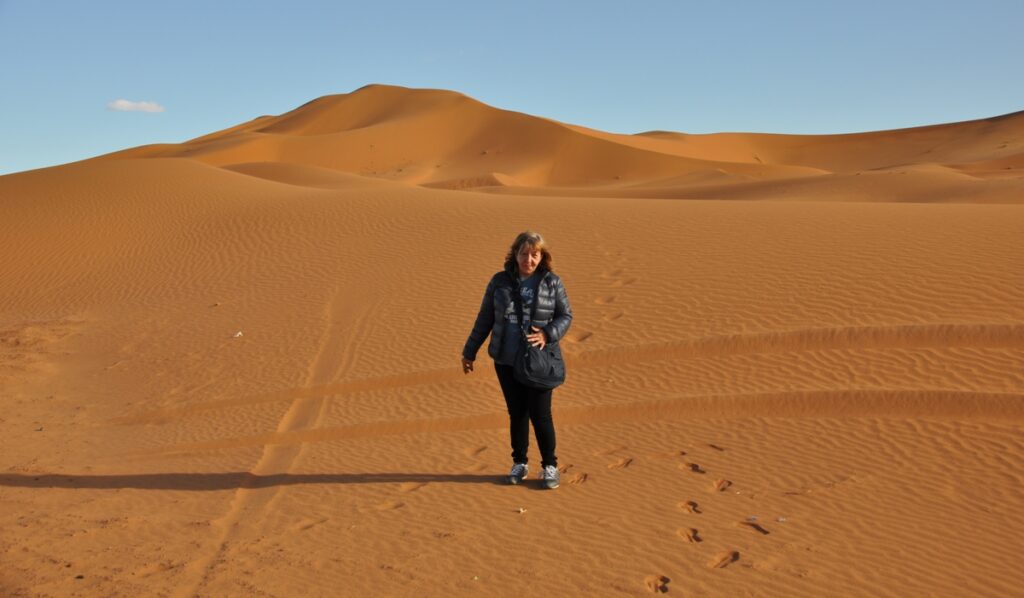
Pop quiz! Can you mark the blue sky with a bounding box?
[1,0,1022,175]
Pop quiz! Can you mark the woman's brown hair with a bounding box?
[504,231,554,273]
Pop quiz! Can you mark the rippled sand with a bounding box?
[1,85,1022,596]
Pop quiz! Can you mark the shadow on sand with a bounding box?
[0,472,503,490]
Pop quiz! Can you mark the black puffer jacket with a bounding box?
[462,265,573,361]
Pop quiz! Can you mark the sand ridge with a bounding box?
[89,84,1024,202]
[1,85,1022,596]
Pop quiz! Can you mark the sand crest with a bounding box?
[1,85,1022,596]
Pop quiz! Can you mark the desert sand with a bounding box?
[1,84,1022,596]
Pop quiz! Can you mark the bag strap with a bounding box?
[509,271,542,340]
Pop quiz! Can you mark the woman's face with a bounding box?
[517,244,542,277]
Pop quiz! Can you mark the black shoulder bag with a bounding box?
[511,277,566,390]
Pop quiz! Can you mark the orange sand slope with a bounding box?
[96,83,1024,202]
[1,85,1023,596]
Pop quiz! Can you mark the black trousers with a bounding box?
[494,363,557,468]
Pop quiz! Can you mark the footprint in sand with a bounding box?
[708,444,726,452]
[292,517,328,532]
[462,446,487,458]
[568,473,589,485]
[679,500,702,514]
[595,296,617,305]
[566,330,593,343]
[399,482,427,493]
[713,479,733,492]
[648,449,687,459]
[374,500,405,511]
[135,561,180,578]
[678,528,702,543]
[611,277,636,288]
[738,521,770,535]
[709,551,739,569]
[602,311,624,322]
[683,462,707,474]
[607,457,633,470]
[644,575,670,593]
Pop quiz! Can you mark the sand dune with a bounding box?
[92,84,1024,200]
[1,85,1022,596]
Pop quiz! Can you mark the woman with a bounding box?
[461,231,573,489]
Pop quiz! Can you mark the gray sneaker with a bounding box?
[508,463,529,485]
[541,465,560,489]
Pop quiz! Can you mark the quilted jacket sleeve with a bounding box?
[542,277,573,343]
[462,276,497,360]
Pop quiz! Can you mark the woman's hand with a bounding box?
[461,357,474,374]
[527,326,547,349]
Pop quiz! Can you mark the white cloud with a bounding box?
[107,99,165,113]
